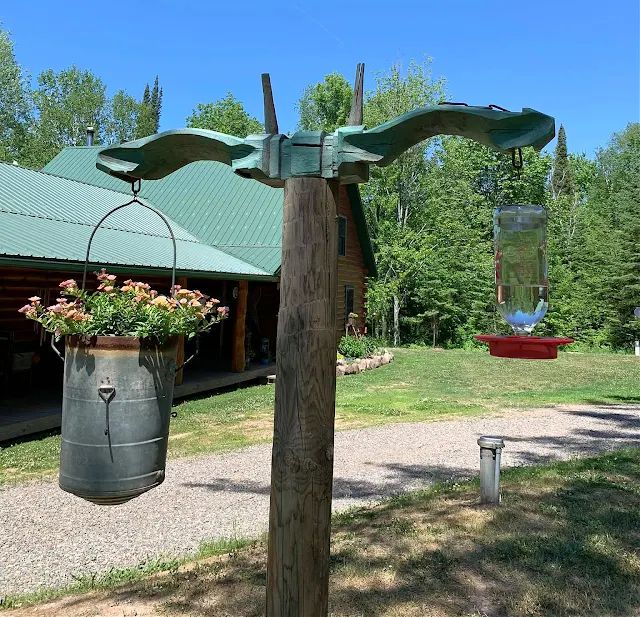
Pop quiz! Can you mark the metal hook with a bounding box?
[488,104,510,112]
[511,147,523,179]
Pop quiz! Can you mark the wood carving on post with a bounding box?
[95,65,555,617]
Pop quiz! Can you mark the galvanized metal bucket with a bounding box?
[59,335,179,505]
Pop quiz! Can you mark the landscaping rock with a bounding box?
[336,352,394,376]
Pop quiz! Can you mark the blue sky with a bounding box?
[2,0,638,156]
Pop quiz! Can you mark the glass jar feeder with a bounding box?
[475,204,573,359]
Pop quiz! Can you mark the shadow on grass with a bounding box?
[53,450,639,617]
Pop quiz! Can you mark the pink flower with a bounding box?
[106,274,116,281]
[217,306,229,316]
[103,286,114,293]
[59,279,77,289]
[95,268,108,281]
[18,304,33,314]
[28,296,41,303]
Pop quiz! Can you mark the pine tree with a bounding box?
[150,76,162,132]
[135,82,155,138]
[551,125,574,199]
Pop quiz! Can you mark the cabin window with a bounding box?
[338,216,347,256]
[345,285,355,321]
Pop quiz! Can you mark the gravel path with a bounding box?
[1,403,638,596]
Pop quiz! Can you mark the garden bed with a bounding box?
[336,351,394,376]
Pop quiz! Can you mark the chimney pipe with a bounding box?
[86,126,95,146]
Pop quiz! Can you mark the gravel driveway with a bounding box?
[1,403,638,597]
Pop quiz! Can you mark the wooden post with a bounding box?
[174,277,188,385]
[231,279,248,372]
[266,177,338,617]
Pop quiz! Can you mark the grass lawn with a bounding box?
[4,448,640,616]
[1,348,638,485]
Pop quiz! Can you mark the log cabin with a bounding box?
[0,149,375,439]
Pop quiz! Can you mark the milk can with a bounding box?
[59,335,178,505]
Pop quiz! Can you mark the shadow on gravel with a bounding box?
[502,406,640,465]
[47,450,640,617]
[182,463,472,502]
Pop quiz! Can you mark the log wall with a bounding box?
[336,185,368,341]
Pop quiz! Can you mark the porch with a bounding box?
[0,362,276,443]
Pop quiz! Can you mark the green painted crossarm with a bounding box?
[97,128,255,182]
[340,105,555,167]
[96,105,554,184]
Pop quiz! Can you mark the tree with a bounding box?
[592,123,640,348]
[28,66,107,167]
[135,81,157,139]
[361,60,446,345]
[297,72,352,132]
[105,90,139,144]
[0,27,32,164]
[187,93,262,138]
[150,76,162,131]
[551,125,574,199]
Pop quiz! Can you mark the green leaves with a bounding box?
[187,93,262,138]
[297,72,353,132]
[20,274,228,343]
[0,29,31,164]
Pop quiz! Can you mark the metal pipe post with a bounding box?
[477,436,505,505]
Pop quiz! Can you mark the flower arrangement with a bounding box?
[19,269,229,342]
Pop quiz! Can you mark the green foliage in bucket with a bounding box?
[19,269,229,342]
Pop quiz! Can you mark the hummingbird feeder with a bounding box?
[476,204,573,359]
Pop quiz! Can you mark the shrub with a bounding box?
[338,335,381,359]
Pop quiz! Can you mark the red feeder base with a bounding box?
[474,335,574,359]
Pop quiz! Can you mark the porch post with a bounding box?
[231,279,249,372]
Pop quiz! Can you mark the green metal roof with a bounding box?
[44,147,284,273]
[43,146,377,276]
[0,162,272,279]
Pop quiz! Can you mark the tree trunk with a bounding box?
[393,295,401,346]
[266,177,338,617]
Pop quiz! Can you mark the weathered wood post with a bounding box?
[266,177,338,616]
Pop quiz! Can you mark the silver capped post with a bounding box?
[477,436,505,505]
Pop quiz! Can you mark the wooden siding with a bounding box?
[0,266,177,344]
[336,185,368,341]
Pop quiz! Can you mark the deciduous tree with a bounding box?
[187,93,262,137]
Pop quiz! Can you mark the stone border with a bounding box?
[336,351,394,376]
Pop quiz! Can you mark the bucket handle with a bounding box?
[175,336,200,373]
[51,336,64,362]
[81,182,177,295]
